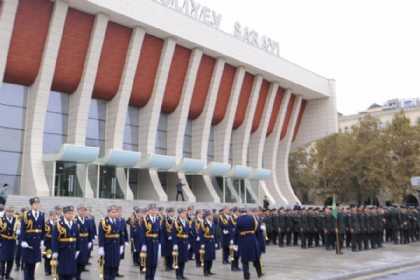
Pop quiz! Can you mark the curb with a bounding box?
[321,259,420,280]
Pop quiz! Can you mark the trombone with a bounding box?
[199,244,205,267]
[98,256,104,279]
[172,246,179,270]
[50,256,58,280]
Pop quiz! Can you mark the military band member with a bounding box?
[116,206,128,278]
[131,208,146,272]
[192,210,203,268]
[0,207,17,280]
[200,210,217,277]
[98,205,125,280]
[51,206,79,280]
[14,207,26,272]
[75,205,93,280]
[173,208,191,280]
[219,207,233,264]
[21,197,45,280]
[230,207,241,272]
[144,204,161,280]
[235,208,262,280]
[127,207,139,266]
[161,208,175,271]
[43,210,57,276]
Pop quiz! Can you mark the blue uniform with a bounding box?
[200,219,217,275]
[43,220,54,275]
[76,216,93,279]
[219,214,233,263]
[172,217,190,279]
[230,214,241,271]
[192,219,203,267]
[131,217,145,271]
[98,217,125,280]
[51,218,80,279]
[161,216,174,270]
[256,216,266,255]
[21,210,45,280]
[0,216,16,279]
[144,215,161,280]
[235,214,263,280]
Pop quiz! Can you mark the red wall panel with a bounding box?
[212,64,236,125]
[92,22,132,100]
[51,9,94,94]
[251,80,270,133]
[280,95,296,141]
[292,100,307,141]
[161,45,191,113]
[130,34,164,107]
[188,55,216,120]
[233,72,254,129]
[4,0,53,85]
[266,87,285,136]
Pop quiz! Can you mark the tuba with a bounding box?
[199,244,205,267]
[98,256,104,279]
[50,257,58,280]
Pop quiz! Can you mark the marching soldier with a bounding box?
[230,207,241,272]
[144,204,161,280]
[98,205,125,280]
[20,197,45,280]
[192,210,203,268]
[349,206,361,252]
[161,208,175,271]
[14,207,26,272]
[127,207,139,266]
[323,207,336,251]
[235,208,262,280]
[43,210,57,276]
[0,207,17,280]
[277,208,286,247]
[51,206,80,280]
[219,207,233,264]
[200,210,217,276]
[173,208,190,280]
[131,208,146,272]
[116,207,128,278]
[75,205,93,280]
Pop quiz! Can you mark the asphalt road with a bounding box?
[372,269,420,280]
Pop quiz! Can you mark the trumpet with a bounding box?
[172,246,179,270]
[50,257,58,280]
[139,250,147,272]
[98,256,104,279]
[199,244,205,267]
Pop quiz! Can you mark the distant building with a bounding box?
[339,98,420,133]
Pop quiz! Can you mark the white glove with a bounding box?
[168,236,172,240]
[21,241,29,248]
[98,247,104,257]
[188,244,191,250]
[230,240,234,245]
[223,230,229,235]
[234,245,238,252]
[141,245,147,252]
[41,240,44,248]
[215,243,218,249]
[75,251,80,260]
[173,244,178,250]
[16,229,21,235]
[196,237,200,242]
[52,253,59,259]
[120,246,124,255]
[88,242,92,249]
[125,242,129,246]
[261,224,266,231]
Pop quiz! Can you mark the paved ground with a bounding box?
[7,242,420,279]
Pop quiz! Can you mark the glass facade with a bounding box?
[208,126,215,161]
[183,119,192,157]
[86,99,106,156]
[156,113,168,155]
[54,161,82,197]
[123,106,139,151]
[0,83,26,193]
[44,91,68,154]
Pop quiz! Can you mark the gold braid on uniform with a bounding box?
[219,214,228,225]
[101,219,112,235]
[145,217,152,235]
[23,211,33,231]
[57,222,67,239]
[0,217,6,232]
[166,218,174,234]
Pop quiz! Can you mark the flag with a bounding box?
[332,194,338,219]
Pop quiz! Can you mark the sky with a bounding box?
[196,0,420,115]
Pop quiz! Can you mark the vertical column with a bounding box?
[20,0,68,196]
[263,90,291,204]
[66,14,108,145]
[231,76,263,165]
[104,27,145,200]
[277,96,303,205]
[0,0,18,84]
[166,48,203,202]
[191,58,225,203]
[213,67,245,163]
[138,38,176,202]
[248,83,278,202]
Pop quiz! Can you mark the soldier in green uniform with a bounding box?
[323,208,336,251]
[349,206,361,252]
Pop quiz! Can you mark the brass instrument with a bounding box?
[139,250,147,272]
[229,243,235,262]
[199,244,205,267]
[172,246,179,270]
[98,256,104,279]
[51,257,58,280]
[42,249,52,259]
